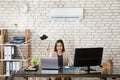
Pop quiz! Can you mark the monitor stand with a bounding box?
[84,66,96,73]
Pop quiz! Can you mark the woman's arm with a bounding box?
[67,55,73,66]
[63,53,73,66]
[46,48,55,57]
[46,48,50,57]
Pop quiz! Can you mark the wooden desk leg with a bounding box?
[112,78,116,79]
[101,78,107,80]
[61,77,64,80]
[51,77,56,80]
[24,77,28,80]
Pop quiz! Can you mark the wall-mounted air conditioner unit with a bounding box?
[51,8,83,19]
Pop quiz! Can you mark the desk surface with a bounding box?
[14,68,120,78]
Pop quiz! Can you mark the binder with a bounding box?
[4,46,10,60]
[16,62,22,71]
[6,62,10,76]
[5,61,14,76]
[9,61,13,74]
[11,46,15,59]
[13,62,16,71]
[4,45,15,60]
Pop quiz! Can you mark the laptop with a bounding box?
[40,58,59,70]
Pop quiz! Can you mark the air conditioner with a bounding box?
[51,8,83,19]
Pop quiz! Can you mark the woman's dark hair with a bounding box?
[54,39,65,52]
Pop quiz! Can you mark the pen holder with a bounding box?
[102,60,113,74]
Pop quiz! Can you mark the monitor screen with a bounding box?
[74,47,103,72]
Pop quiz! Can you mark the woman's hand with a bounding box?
[46,48,50,56]
[46,48,50,52]
[67,63,72,66]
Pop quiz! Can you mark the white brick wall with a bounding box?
[0,0,120,79]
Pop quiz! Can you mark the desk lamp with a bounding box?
[17,34,48,60]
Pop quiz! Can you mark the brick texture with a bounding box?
[0,0,120,80]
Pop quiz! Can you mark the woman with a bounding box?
[46,39,73,80]
[46,39,73,68]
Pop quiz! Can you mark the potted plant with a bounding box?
[31,57,39,70]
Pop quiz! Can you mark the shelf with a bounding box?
[0,43,30,46]
[0,27,35,29]
[0,59,26,62]
[0,29,30,80]
[0,43,17,46]
[0,74,9,77]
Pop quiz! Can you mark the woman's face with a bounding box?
[56,42,63,52]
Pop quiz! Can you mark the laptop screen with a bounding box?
[40,58,59,70]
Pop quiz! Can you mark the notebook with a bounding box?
[40,58,59,70]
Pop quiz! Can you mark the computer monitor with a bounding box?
[74,47,103,73]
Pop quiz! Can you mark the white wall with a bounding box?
[0,0,120,72]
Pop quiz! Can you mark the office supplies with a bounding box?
[6,62,10,76]
[10,36,25,44]
[62,66,76,70]
[0,29,31,78]
[4,45,15,60]
[25,67,37,71]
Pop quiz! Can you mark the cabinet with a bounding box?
[0,29,30,80]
